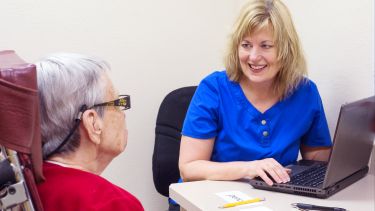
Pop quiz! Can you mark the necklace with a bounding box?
[46,160,75,167]
[45,160,87,172]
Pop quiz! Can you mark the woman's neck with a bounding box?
[240,78,279,113]
[47,153,111,175]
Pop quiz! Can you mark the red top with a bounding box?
[37,162,144,211]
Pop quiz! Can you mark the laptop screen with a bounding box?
[323,96,375,188]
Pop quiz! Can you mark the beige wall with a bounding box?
[1,0,373,210]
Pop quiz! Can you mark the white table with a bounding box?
[170,174,374,211]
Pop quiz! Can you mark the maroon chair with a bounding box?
[0,50,44,211]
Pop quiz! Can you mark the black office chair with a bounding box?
[152,86,197,199]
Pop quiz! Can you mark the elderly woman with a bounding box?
[179,0,332,186]
[36,53,143,211]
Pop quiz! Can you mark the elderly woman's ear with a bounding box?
[81,109,103,145]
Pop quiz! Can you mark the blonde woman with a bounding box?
[179,0,332,186]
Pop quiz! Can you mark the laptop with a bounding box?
[249,96,375,198]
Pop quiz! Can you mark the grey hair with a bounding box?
[36,53,110,158]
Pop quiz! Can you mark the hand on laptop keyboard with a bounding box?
[247,158,291,186]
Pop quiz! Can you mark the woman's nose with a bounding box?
[249,48,261,62]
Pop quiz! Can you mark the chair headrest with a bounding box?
[0,50,44,182]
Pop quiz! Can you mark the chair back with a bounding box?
[152,86,196,197]
[0,50,44,211]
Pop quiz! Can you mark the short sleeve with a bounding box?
[182,73,220,139]
[301,84,332,147]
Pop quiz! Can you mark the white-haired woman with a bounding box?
[36,53,143,211]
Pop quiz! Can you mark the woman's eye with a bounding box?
[241,43,251,48]
[262,44,273,49]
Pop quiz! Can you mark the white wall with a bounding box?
[284,0,375,135]
[1,0,373,210]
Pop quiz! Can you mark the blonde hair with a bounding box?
[225,0,307,99]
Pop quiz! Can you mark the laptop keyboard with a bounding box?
[288,164,327,187]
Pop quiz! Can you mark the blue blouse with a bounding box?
[182,71,332,166]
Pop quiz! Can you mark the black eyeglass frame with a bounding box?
[43,95,131,160]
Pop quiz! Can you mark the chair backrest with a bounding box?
[0,50,44,211]
[152,86,197,197]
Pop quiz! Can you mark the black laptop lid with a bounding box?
[323,96,375,188]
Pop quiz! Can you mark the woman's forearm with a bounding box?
[179,160,254,182]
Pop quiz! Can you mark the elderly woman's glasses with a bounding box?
[90,95,131,111]
[43,95,131,160]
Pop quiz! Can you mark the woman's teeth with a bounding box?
[250,64,266,69]
[249,64,267,72]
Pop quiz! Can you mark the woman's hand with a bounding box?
[179,136,291,184]
[246,158,291,186]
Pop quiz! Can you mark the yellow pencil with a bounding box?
[219,197,265,208]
